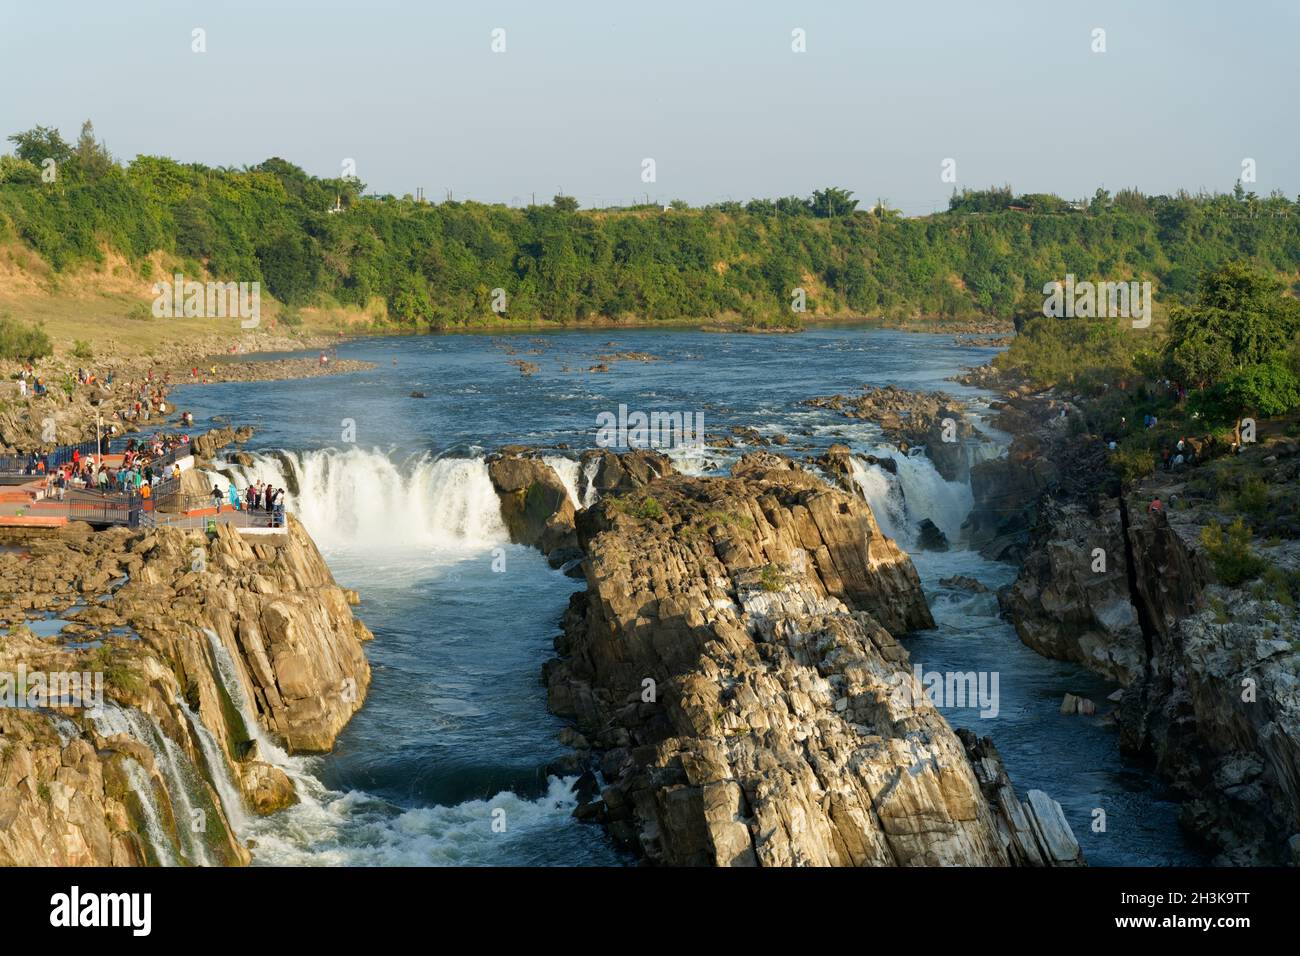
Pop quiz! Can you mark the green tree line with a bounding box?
[2,123,1299,329]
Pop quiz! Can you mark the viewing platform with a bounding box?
[0,439,285,535]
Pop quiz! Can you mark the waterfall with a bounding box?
[179,698,249,835]
[91,703,216,866]
[847,457,908,541]
[203,629,297,771]
[581,459,600,507]
[217,448,508,551]
[543,456,583,509]
[847,450,974,547]
[118,757,178,867]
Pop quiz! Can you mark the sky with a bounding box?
[2,0,1297,215]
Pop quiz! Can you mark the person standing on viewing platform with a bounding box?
[211,484,222,513]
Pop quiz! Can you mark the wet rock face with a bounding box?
[580,448,675,496]
[190,425,255,461]
[805,385,979,482]
[546,457,1075,866]
[965,447,1058,561]
[487,453,578,554]
[0,516,371,865]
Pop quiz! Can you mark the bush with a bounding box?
[759,563,787,592]
[1200,518,1265,586]
[1110,440,1156,484]
[0,313,53,361]
[72,339,93,359]
[1235,476,1269,518]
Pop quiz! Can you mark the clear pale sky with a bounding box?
[2,0,1296,214]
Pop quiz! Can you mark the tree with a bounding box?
[1196,359,1300,428]
[72,120,113,178]
[0,314,53,361]
[552,194,579,212]
[256,233,320,305]
[810,187,858,218]
[1166,263,1300,388]
[7,125,72,167]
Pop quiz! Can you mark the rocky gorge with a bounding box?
[491,446,1085,866]
[0,513,372,866]
[956,369,1300,866]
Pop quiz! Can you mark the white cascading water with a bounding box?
[200,630,584,866]
[91,703,215,866]
[214,448,508,552]
[847,456,908,541]
[203,629,301,774]
[179,698,249,836]
[581,459,600,507]
[848,448,974,547]
[542,456,584,509]
[118,757,178,867]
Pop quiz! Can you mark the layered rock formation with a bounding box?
[806,385,979,481]
[998,425,1300,863]
[544,454,1080,866]
[0,516,372,866]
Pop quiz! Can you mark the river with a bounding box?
[167,325,1204,866]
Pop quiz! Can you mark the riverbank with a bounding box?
[952,361,1300,865]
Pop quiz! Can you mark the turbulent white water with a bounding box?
[848,449,974,547]
[216,448,509,551]
[202,590,587,866]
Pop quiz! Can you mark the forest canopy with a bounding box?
[2,123,1299,329]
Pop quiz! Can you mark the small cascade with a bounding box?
[91,703,216,866]
[847,456,908,541]
[581,459,600,507]
[117,757,179,867]
[203,629,302,778]
[847,450,973,547]
[542,456,583,509]
[179,698,249,835]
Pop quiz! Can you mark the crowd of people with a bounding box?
[211,480,287,527]
[37,435,188,505]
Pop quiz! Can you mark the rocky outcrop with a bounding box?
[545,456,1078,866]
[487,453,578,555]
[1120,588,1300,865]
[806,385,979,481]
[965,444,1058,561]
[999,499,1147,685]
[0,515,372,866]
[579,448,675,496]
[191,425,255,461]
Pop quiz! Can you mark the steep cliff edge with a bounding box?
[998,428,1300,864]
[0,517,372,866]
[544,454,1081,866]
